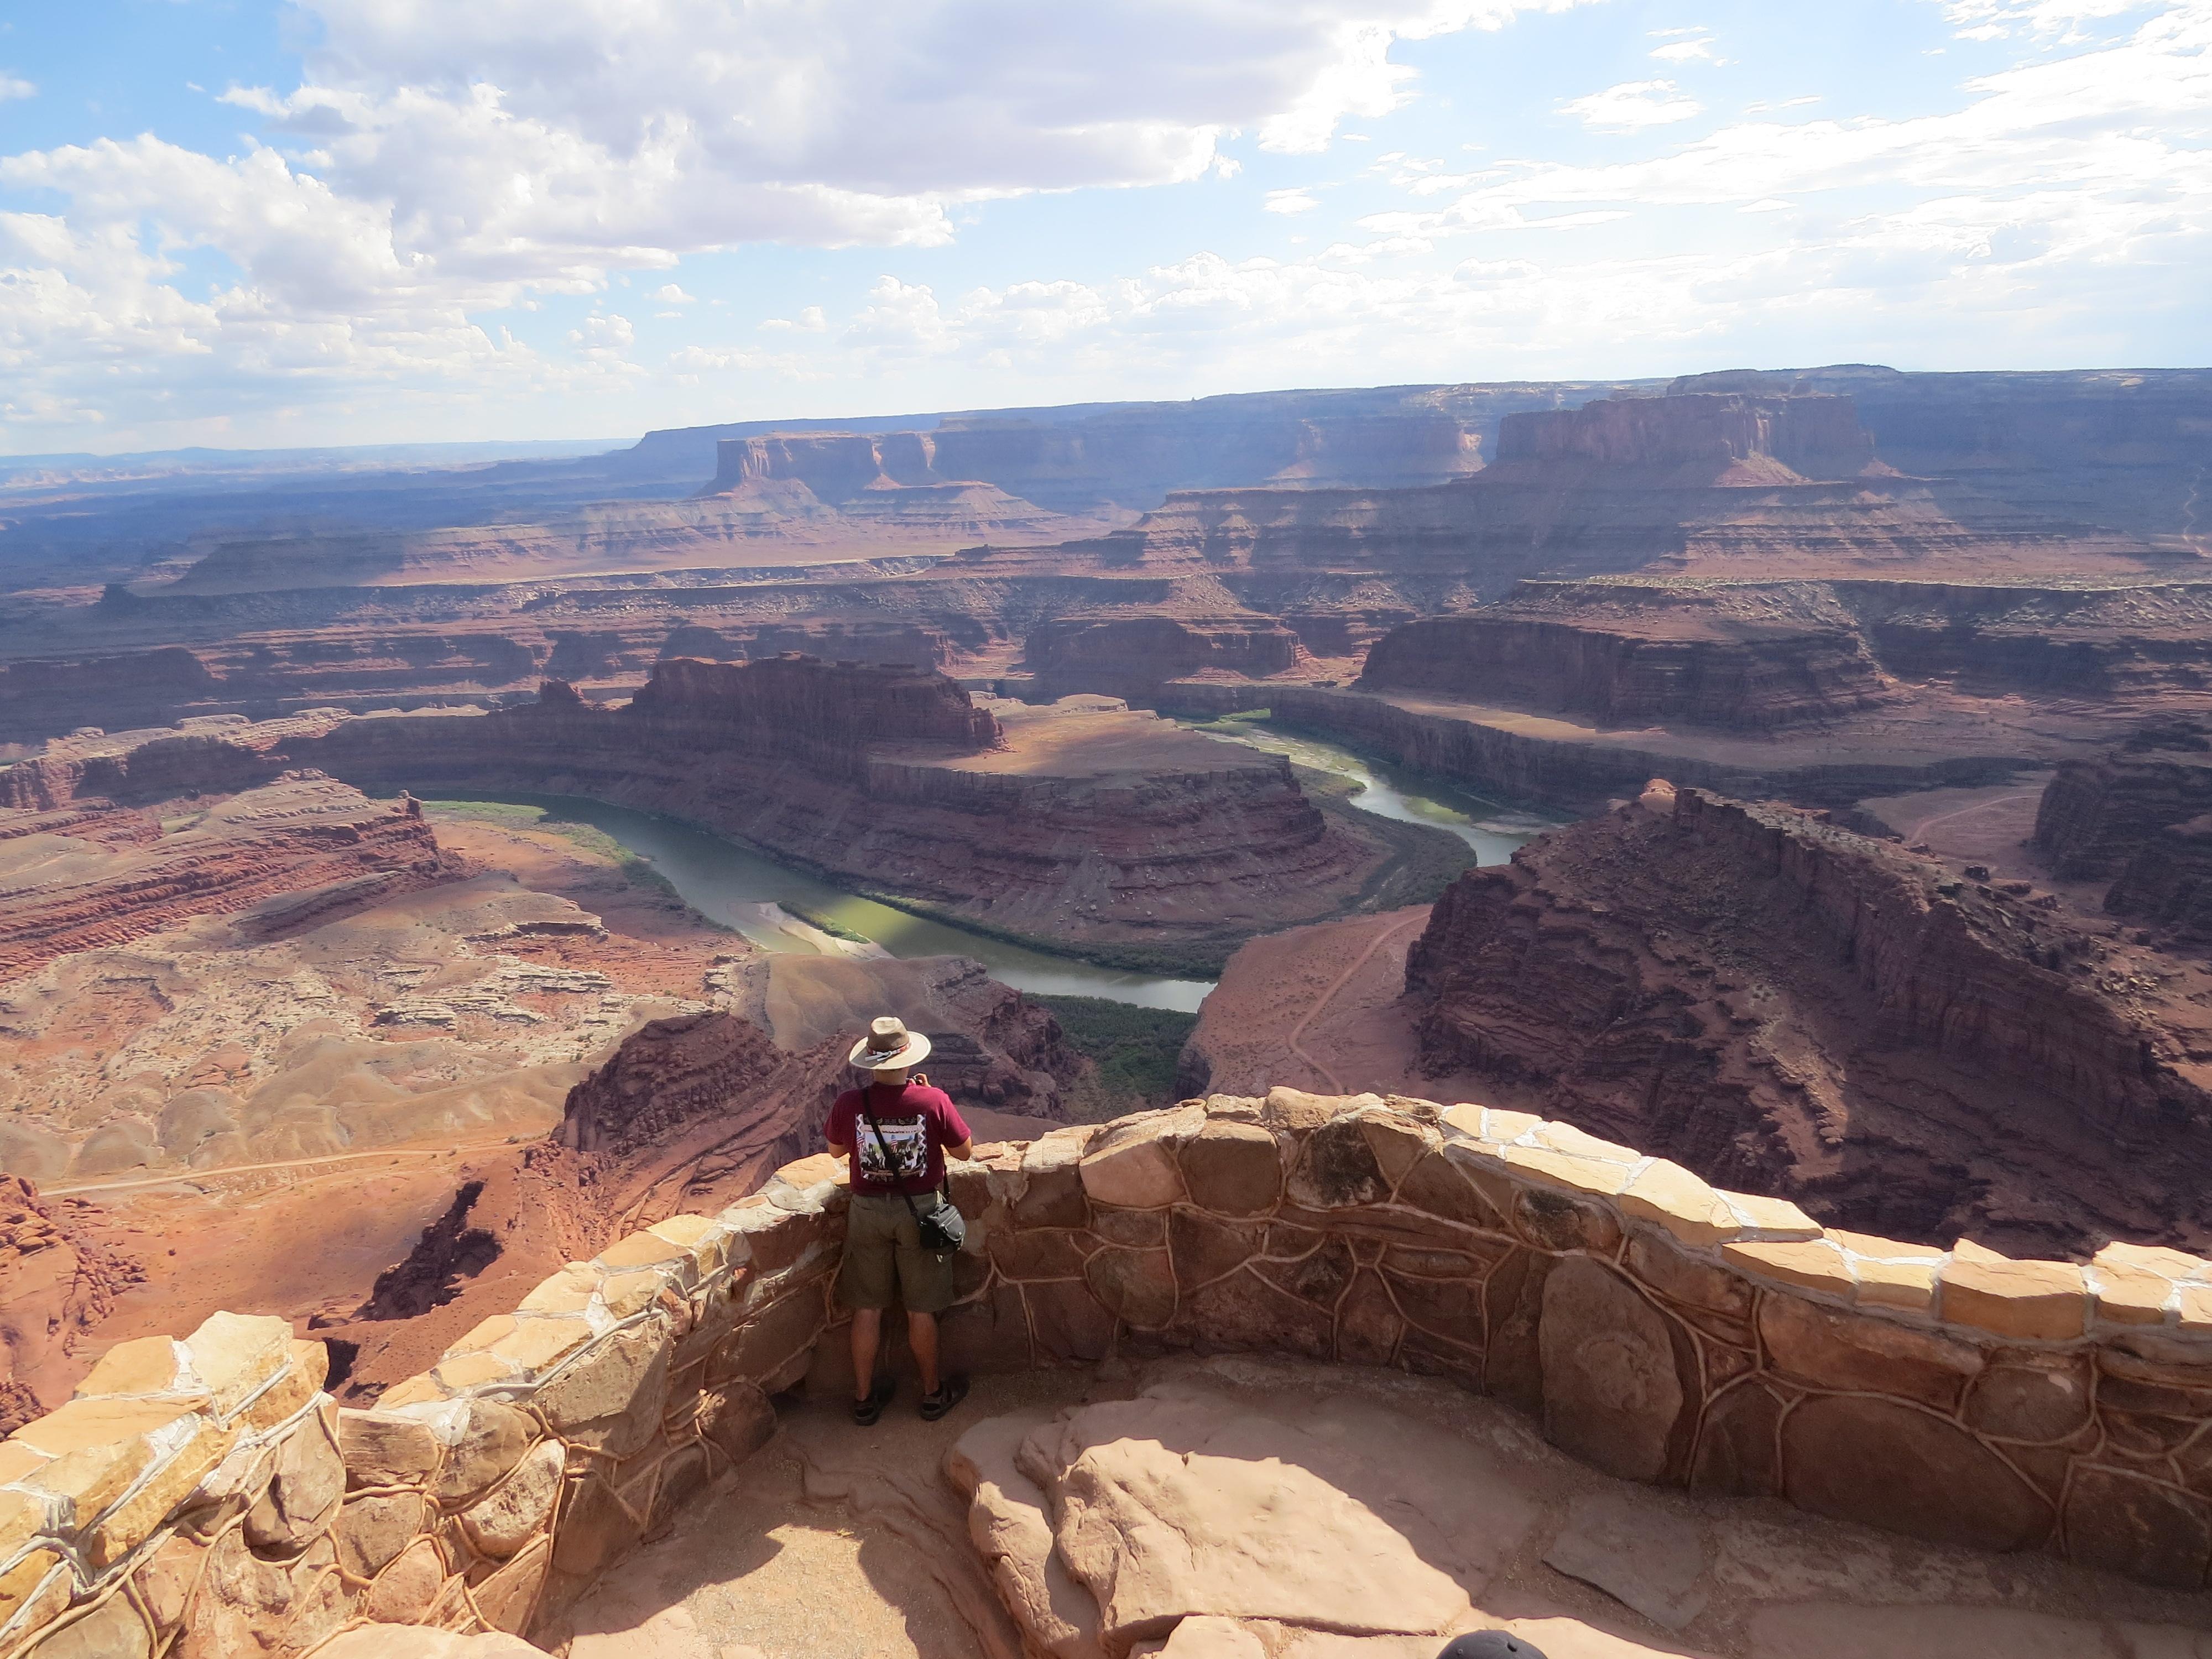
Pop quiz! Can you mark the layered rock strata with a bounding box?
[8,1089,2212,1659]
[1406,783,2212,1256]
[0,774,452,984]
[1489,390,1880,484]
[1018,612,1312,705]
[1269,683,2028,813]
[1361,582,1902,731]
[1018,389,2154,602]
[108,663,1392,969]
[0,1179,139,1434]
[2035,717,2212,880]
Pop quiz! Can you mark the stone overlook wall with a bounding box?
[8,1093,2212,1659]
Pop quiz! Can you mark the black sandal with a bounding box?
[919,1376,969,1422]
[853,1382,890,1426]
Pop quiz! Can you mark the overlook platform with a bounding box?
[553,1356,2210,1659]
[8,1090,2212,1659]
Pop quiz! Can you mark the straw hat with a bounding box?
[849,1015,931,1072]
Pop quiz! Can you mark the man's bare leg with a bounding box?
[908,1311,941,1396]
[851,1308,883,1402]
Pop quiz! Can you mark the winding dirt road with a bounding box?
[1284,914,1426,1093]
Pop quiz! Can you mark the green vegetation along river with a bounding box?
[444,742,1552,1013]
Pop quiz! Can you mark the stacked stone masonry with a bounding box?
[7,1092,2212,1659]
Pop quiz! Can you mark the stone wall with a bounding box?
[7,1091,2212,1659]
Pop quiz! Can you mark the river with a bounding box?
[1180,716,1558,860]
[451,744,1550,1014]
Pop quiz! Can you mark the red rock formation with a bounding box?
[284,663,1393,968]
[1404,784,2212,1255]
[0,773,452,983]
[1749,364,2212,548]
[1360,582,1902,731]
[2035,717,2212,879]
[0,1177,140,1432]
[1490,391,1880,484]
[2,732,302,811]
[2105,815,2212,946]
[1270,682,2027,813]
[620,653,1003,778]
[2032,718,2212,949]
[1020,612,1310,702]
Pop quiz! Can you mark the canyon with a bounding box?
[1399,781,2212,1258]
[8,363,2212,1658]
[7,656,1446,974]
[4,369,2208,757]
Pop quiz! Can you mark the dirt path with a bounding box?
[46,1138,518,1198]
[1284,914,1426,1093]
[1900,791,2038,843]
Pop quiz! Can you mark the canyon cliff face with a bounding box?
[0,773,453,983]
[617,653,1003,778]
[1019,612,1312,702]
[1489,391,1880,484]
[1360,582,1902,732]
[2036,718,2212,879]
[673,383,1598,514]
[1017,389,2145,608]
[553,1011,852,1222]
[24,656,1394,970]
[1710,364,2212,549]
[0,1177,139,1433]
[1404,782,2212,1256]
[293,673,1392,968]
[4,377,2199,747]
[2034,717,2212,947]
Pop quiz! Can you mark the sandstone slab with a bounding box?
[1540,1258,1687,1483]
[1080,1132,1187,1210]
[460,1438,565,1558]
[1542,1491,1709,1632]
[1011,1390,1475,1650]
[1780,1395,2051,1552]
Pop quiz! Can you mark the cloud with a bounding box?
[760,305,827,332]
[1558,79,1705,129]
[0,74,34,102]
[1939,1,2161,38]
[1265,188,1322,213]
[1650,35,1717,61]
[1379,10,2212,238]
[0,0,1602,440]
[650,283,695,302]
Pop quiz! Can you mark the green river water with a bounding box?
[454,722,1551,1014]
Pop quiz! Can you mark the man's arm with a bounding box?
[827,1136,852,1159]
[940,1097,974,1163]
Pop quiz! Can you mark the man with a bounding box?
[825,1015,974,1425]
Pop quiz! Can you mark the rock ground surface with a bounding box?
[546,1356,2211,1659]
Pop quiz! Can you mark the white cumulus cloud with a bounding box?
[0,0,1600,441]
[1559,80,1706,131]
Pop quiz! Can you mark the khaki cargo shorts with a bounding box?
[837,1192,959,1314]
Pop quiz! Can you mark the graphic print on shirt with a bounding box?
[857,1115,930,1182]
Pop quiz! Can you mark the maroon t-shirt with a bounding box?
[827,1081,971,1197]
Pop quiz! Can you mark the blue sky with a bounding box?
[1,0,2206,452]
